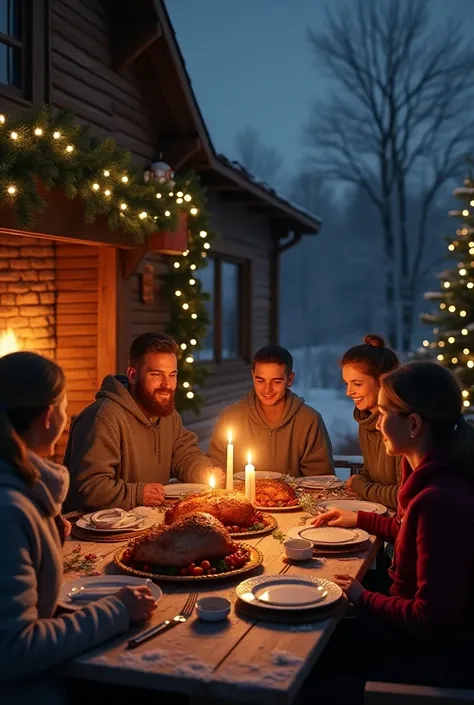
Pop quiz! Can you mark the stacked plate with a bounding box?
[235,574,343,621]
[287,525,370,553]
[163,483,207,498]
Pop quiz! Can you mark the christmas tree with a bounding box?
[420,176,474,411]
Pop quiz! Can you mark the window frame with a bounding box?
[197,253,251,366]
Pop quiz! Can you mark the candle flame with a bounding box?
[228,429,232,444]
[0,328,19,357]
[209,473,216,489]
[247,451,252,465]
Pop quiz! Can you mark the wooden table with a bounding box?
[60,508,379,705]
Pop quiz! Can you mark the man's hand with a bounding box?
[142,483,166,506]
[345,475,359,496]
[61,515,72,538]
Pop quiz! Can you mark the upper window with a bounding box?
[0,0,25,91]
[196,255,249,364]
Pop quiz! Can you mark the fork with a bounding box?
[127,592,198,649]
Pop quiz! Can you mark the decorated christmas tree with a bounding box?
[420,176,474,411]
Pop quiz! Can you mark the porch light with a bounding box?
[0,329,19,356]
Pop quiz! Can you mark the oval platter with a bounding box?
[254,503,301,512]
[228,513,277,538]
[114,543,263,582]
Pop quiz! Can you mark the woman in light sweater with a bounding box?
[0,351,156,705]
[342,334,401,510]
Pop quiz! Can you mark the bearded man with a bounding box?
[64,332,223,511]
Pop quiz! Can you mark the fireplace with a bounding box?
[0,233,104,460]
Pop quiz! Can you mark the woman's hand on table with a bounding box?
[311,508,358,528]
[334,574,364,603]
[116,585,157,624]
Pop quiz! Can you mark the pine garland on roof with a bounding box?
[0,105,216,414]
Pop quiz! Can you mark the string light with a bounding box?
[0,114,5,123]
[203,242,210,250]
[449,305,456,312]
[462,328,469,335]
[180,343,187,350]
[10,131,18,140]
[139,211,147,219]
[182,303,189,310]
[463,210,469,216]
[185,356,194,363]
[103,170,110,177]
[173,262,180,269]
[92,183,100,191]
[169,192,174,197]
[156,193,162,199]
[65,145,74,153]
[190,338,197,345]
[191,313,197,319]
[464,348,470,355]
[177,191,183,197]
[120,202,127,210]
[190,207,198,215]
[175,290,182,296]
[460,268,467,275]
[468,361,474,369]
[176,198,183,204]
[448,244,455,251]
[165,210,171,217]
[439,341,445,347]
[440,303,446,309]
[452,357,458,364]
[189,278,195,285]
[470,200,474,206]
[104,189,111,197]
[121,176,128,183]
[183,381,190,389]
[190,264,196,271]
[462,229,468,235]
[460,310,467,317]
[464,400,470,407]
[182,250,189,256]
[7,185,16,195]
[53,131,61,139]
[200,231,207,238]
[468,282,474,289]
[184,194,192,202]
[444,282,450,288]
[437,354,444,361]
[448,336,455,343]
[34,127,43,136]
[186,391,194,399]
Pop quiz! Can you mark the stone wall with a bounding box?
[0,235,56,357]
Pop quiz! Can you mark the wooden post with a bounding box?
[98,246,118,383]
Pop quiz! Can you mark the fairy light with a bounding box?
[183,381,190,389]
[65,145,74,153]
[53,131,61,139]
[462,328,469,335]
[7,185,16,195]
[156,193,162,199]
[182,303,189,310]
[464,348,470,355]
[175,290,182,297]
[191,313,197,319]
[449,305,456,312]
[468,283,474,289]
[176,198,183,204]
[448,244,455,251]
[460,268,467,275]
[468,361,474,369]
[444,281,450,288]
[470,248,474,255]
[462,229,468,235]
[440,303,446,309]
[180,343,187,350]
[92,183,100,191]
[463,390,470,398]
[439,341,445,347]
[177,191,184,197]
[464,400,470,407]
[121,176,129,184]
[34,127,43,136]
[460,310,467,317]
[452,357,458,364]
[463,209,469,216]
[203,242,210,250]
[470,200,474,207]
[189,278,195,285]
[0,114,5,123]
[200,231,207,238]
[173,262,180,269]
[169,192,174,197]
[190,264,196,271]
[448,336,455,343]
[104,189,111,197]
[139,211,147,219]
[190,207,198,215]
[120,203,127,210]
[190,338,197,345]
[185,356,194,363]
[201,252,207,258]
[437,354,444,361]
[10,131,18,140]
[422,340,429,347]
[165,210,171,217]
[186,391,194,399]
[103,170,110,177]
[184,194,192,202]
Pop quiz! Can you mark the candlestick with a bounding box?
[226,429,234,491]
[209,473,216,490]
[244,451,256,505]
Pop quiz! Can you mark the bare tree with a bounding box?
[304,0,474,352]
[235,126,283,187]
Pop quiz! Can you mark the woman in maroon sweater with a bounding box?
[313,361,474,667]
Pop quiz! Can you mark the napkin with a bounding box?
[89,508,137,529]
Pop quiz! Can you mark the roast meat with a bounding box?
[128,512,235,567]
[164,489,255,527]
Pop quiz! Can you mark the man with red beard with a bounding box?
[64,332,223,511]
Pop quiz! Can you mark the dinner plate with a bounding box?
[233,471,283,481]
[236,575,342,611]
[163,483,208,498]
[58,575,162,609]
[287,525,370,546]
[297,476,343,489]
[318,499,387,515]
[76,513,154,533]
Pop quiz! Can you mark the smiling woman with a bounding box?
[340,334,401,510]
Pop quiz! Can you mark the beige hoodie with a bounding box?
[64,375,215,512]
[0,452,129,705]
[208,390,334,477]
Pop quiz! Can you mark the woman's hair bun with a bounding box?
[363,333,385,348]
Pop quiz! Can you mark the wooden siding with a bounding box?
[55,242,100,460]
[51,0,157,165]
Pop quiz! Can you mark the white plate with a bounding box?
[297,476,343,489]
[58,575,163,609]
[76,513,154,533]
[163,483,208,498]
[287,525,370,546]
[233,471,283,481]
[318,499,387,515]
[236,574,342,611]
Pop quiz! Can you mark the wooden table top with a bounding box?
[60,507,380,705]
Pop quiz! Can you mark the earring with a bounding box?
[410,432,415,438]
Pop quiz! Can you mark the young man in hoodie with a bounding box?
[64,332,224,512]
[207,345,335,477]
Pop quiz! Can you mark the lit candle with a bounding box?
[209,473,216,490]
[226,429,234,491]
[244,451,256,505]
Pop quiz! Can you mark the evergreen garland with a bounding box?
[0,105,216,413]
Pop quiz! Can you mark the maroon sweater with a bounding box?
[357,449,474,640]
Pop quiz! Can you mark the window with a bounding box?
[196,255,250,363]
[0,1,25,91]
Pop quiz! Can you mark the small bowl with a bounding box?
[283,538,314,561]
[196,596,231,622]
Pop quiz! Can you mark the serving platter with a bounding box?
[228,513,277,537]
[114,543,263,582]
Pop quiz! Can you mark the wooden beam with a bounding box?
[159,136,202,171]
[113,19,162,72]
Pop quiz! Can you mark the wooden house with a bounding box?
[0,0,320,453]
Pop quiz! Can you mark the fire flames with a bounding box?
[0,329,19,357]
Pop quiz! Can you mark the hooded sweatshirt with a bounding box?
[207,389,334,477]
[349,408,401,510]
[0,452,129,705]
[64,375,216,512]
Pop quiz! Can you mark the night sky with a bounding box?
[167,0,474,174]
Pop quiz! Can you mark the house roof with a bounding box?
[149,0,321,235]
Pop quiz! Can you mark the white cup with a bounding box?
[283,538,314,561]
